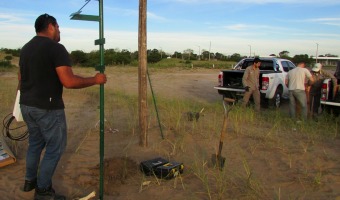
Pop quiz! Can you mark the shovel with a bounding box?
[212,97,235,170]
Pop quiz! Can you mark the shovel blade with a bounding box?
[211,154,226,170]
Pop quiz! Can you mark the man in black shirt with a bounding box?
[19,13,107,200]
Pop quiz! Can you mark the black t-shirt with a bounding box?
[19,36,72,110]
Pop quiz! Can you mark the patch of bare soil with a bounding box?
[88,157,139,196]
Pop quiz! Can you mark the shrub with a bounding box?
[0,60,12,68]
[4,56,12,61]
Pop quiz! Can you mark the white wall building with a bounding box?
[315,57,340,66]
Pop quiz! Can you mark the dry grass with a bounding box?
[0,66,339,200]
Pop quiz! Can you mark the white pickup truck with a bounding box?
[214,57,296,108]
[321,78,340,115]
[320,61,340,115]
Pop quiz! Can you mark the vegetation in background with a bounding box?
[0,60,12,68]
[0,50,17,69]
[0,48,21,57]
[1,48,339,69]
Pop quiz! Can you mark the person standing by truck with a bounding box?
[307,63,337,121]
[242,57,261,112]
[334,61,340,85]
[285,62,314,121]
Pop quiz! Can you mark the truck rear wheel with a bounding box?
[270,88,282,108]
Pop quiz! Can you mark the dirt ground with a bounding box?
[0,67,340,200]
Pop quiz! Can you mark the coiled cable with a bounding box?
[2,113,28,141]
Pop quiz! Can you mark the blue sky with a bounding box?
[1,0,340,57]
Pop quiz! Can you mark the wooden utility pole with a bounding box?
[138,0,148,147]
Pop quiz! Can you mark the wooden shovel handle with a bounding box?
[224,97,235,103]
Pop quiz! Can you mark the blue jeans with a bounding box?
[21,105,67,189]
[289,90,307,120]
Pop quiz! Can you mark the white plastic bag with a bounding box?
[13,90,23,122]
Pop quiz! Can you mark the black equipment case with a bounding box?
[140,157,169,176]
[154,162,184,179]
[140,157,184,179]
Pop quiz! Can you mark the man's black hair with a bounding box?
[253,57,261,63]
[35,13,57,33]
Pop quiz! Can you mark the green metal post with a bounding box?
[98,1,105,199]
[70,0,105,199]
[147,70,164,139]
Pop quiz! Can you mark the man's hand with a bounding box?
[56,66,107,88]
[95,73,107,84]
[245,86,250,92]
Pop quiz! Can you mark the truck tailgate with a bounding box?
[222,70,244,88]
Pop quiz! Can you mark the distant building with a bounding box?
[315,57,340,66]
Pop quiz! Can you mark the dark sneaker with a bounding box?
[23,179,37,192]
[34,187,66,200]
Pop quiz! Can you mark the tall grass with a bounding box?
[101,84,340,198]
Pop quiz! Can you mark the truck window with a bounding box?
[240,60,273,70]
[259,61,274,71]
[287,62,296,70]
[281,61,289,72]
[245,61,252,69]
[239,61,252,69]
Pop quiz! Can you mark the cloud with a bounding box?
[168,0,340,4]
[105,7,138,17]
[224,24,249,31]
[290,32,340,38]
[2,26,340,57]
[0,9,38,26]
[147,12,169,22]
[222,23,294,36]
[105,6,168,22]
[309,18,340,22]
[323,22,340,26]
[305,18,340,26]
[0,13,29,24]
[1,5,339,57]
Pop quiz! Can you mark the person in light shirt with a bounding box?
[285,62,314,121]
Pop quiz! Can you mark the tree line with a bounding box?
[1,47,338,67]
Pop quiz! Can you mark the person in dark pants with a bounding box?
[19,13,107,200]
[308,63,337,121]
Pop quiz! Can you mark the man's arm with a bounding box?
[322,70,337,86]
[308,76,314,84]
[306,70,314,84]
[56,66,106,89]
[285,73,289,88]
[322,70,338,98]
[242,67,249,87]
